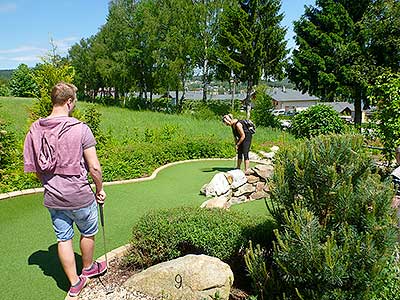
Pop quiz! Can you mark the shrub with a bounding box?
[0,119,16,171]
[368,72,400,160]
[0,84,10,96]
[290,104,347,139]
[30,59,75,121]
[244,241,270,300]
[252,85,280,129]
[267,134,399,299]
[125,207,270,268]
[81,104,102,139]
[98,130,236,182]
[9,64,36,97]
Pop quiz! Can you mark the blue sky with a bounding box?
[0,0,314,70]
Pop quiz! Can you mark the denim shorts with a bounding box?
[48,201,99,242]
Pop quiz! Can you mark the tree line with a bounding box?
[3,0,400,125]
[68,0,288,116]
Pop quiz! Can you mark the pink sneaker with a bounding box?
[82,261,107,278]
[68,275,88,297]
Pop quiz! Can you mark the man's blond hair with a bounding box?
[51,82,77,106]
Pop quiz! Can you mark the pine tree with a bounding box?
[216,0,287,118]
[268,134,399,299]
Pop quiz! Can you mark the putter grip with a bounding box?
[99,204,105,227]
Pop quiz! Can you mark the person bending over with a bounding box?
[222,114,253,171]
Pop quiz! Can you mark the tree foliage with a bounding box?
[30,56,75,121]
[251,85,280,128]
[289,0,400,126]
[216,0,287,117]
[68,0,288,109]
[9,64,37,97]
[368,72,400,159]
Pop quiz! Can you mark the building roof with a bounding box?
[267,87,319,102]
[323,102,354,113]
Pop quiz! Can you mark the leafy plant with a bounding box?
[0,84,10,96]
[0,119,16,172]
[290,104,347,139]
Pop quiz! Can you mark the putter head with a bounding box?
[105,287,114,295]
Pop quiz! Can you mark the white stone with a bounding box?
[203,172,230,197]
[226,169,247,189]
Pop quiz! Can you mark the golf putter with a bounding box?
[98,203,114,295]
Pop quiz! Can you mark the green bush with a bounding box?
[290,104,347,139]
[126,207,270,268]
[0,84,10,96]
[267,134,399,299]
[244,241,270,300]
[252,85,280,129]
[30,59,75,121]
[0,120,16,170]
[9,64,36,97]
[368,72,400,161]
[99,135,235,182]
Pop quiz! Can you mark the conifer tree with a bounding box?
[268,134,399,299]
[216,0,287,118]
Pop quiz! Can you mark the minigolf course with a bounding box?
[0,159,268,299]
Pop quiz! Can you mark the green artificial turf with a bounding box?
[0,160,271,300]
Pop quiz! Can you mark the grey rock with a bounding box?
[123,254,234,300]
[233,183,255,197]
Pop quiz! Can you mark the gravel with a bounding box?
[79,257,157,300]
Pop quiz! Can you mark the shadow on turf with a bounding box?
[28,243,83,292]
[200,166,234,173]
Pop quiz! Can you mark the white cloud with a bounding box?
[10,55,41,62]
[0,37,79,69]
[52,37,79,52]
[0,46,47,54]
[0,3,17,13]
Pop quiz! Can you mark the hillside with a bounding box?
[0,69,13,80]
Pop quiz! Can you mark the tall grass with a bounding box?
[0,97,33,140]
[80,102,294,149]
[0,97,293,148]
[0,97,295,192]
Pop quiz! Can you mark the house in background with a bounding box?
[324,102,355,122]
[268,87,319,111]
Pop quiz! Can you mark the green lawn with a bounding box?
[0,160,272,300]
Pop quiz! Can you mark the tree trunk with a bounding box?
[202,58,208,102]
[246,79,253,119]
[181,76,186,103]
[354,87,362,127]
[230,79,235,112]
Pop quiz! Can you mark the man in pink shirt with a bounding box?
[24,82,107,299]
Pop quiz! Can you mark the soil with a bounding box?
[79,256,251,300]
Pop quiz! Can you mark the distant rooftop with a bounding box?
[324,102,354,113]
[267,87,319,102]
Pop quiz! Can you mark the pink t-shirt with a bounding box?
[24,117,97,209]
